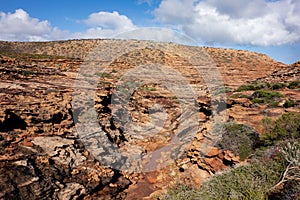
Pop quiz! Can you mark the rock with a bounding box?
[32,136,74,156]
[206,147,221,157]
[204,157,227,173]
[57,183,86,200]
[0,39,298,199]
[224,150,240,164]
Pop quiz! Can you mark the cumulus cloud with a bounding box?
[0,9,137,41]
[83,11,136,31]
[154,0,300,45]
[0,9,71,41]
[154,0,196,24]
[2,1,300,46]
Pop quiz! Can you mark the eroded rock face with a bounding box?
[0,39,295,199]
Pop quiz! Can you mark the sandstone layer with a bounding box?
[0,40,298,199]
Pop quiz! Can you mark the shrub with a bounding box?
[237,83,265,92]
[160,184,201,200]
[216,123,259,161]
[261,112,300,146]
[283,100,295,108]
[199,160,284,200]
[288,81,300,89]
[250,90,284,104]
[271,83,287,90]
[270,101,279,108]
[268,141,300,199]
[162,160,284,200]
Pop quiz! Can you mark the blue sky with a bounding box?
[0,0,299,64]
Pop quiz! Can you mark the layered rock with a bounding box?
[0,39,297,199]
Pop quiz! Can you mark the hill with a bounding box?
[0,40,299,199]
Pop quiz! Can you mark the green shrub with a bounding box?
[250,90,284,104]
[237,83,265,92]
[160,184,201,200]
[288,81,300,89]
[270,83,287,90]
[269,101,279,108]
[236,82,294,92]
[216,123,259,161]
[251,98,265,104]
[261,112,300,146]
[283,100,295,108]
[162,160,284,200]
[199,160,284,200]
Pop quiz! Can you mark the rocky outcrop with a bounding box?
[0,39,297,199]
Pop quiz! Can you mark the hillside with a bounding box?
[0,39,299,199]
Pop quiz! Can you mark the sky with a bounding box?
[0,0,299,64]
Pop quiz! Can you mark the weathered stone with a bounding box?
[0,39,299,199]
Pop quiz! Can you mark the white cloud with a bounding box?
[0,9,69,41]
[2,1,300,46]
[0,9,137,41]
[154,0,196,24]
[206,0,268,19]
[154,0,300,45]
[83,11,136,31]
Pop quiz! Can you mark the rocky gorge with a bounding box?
[0,39,299,199]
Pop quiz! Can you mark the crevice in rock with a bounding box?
[0,110,27,132]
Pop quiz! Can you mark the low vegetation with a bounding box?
[162,112,300,200]
[216,123,259,161]
[250,90,284,104]
[162,159,285,200]
[237,83,265,92]
[0,51,65,60]
[288,81,300,89]
[260,112,300,146]
[237,81,300,92]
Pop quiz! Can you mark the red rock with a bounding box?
[206,147,221,157]
[23,138,34,147]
